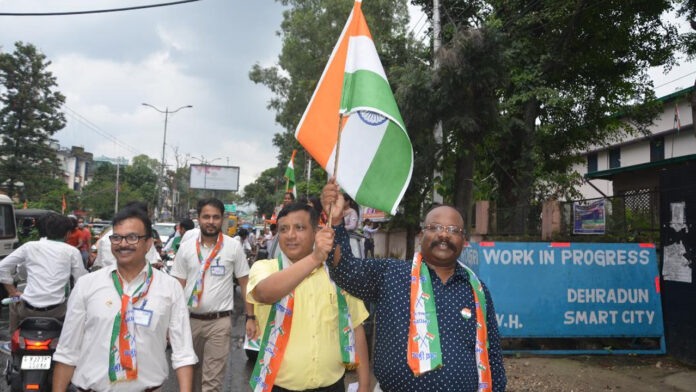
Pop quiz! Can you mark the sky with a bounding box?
[1,1,694,192]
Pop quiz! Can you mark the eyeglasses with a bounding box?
[109,233,149,244]
[423,224,465,236]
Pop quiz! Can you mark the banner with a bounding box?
[573,199,606,234]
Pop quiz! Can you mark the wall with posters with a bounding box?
[460,241,664,352]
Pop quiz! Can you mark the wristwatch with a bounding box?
[245,314,256,321]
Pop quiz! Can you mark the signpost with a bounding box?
[461,241,665,354]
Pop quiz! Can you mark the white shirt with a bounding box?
[170,233,249,314]
[53,264,197,391]
[0,238,86,307]
[179,227,200,244]
[93,229,161,268]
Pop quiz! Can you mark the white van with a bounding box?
[0,195,18,258]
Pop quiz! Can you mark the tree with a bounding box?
[0,42,66,201]
[243,167,284,218]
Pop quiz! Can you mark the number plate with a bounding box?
[20,355,52,370]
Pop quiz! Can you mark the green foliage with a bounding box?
[0,42,66,200]
[242,167,283,217]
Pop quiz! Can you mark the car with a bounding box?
[152,222,177,243]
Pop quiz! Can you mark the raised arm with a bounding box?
[250,227,334,304]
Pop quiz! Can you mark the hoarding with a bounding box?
[460,242,664,339]
[189,165,240,191]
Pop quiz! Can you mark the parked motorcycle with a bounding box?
[3,306,62,391]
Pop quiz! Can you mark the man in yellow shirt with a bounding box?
[247,202,370,392]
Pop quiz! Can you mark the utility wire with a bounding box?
[63,105,140,155]
[0,0,200,16]
[654,70,696,89]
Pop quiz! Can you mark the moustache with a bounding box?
[430,240,457,252]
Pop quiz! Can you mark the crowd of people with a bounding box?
[0,184,506,391]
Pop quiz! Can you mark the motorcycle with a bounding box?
[3,299,63,391]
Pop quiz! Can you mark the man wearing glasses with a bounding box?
[321,179,507,392]
[53,204,197,391]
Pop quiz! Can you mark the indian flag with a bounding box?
[284,149,297,196]
[294,0,413,215]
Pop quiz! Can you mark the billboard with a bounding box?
[189,165,240,191]
[460,242,664,340]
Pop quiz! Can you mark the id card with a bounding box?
[210,265,226,276]
[133,308,153,327]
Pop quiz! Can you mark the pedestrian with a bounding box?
[247,202,370,392]
[322,179,507,391]
[0,213,87,332]
[342,193,359,232]
[52,205,197,391]
[170,198,256,392]
[361,219,378,258]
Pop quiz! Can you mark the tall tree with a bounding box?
[0,42,66,201]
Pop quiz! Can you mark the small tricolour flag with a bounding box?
[674,103,681,133]
[61,194,67,215]
[284,149,297,196]
[294,0,413,215]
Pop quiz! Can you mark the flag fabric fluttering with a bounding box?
[284,149,297,196]
[61,194,67,215]
[674,102,681,133]
[294,0,413,215]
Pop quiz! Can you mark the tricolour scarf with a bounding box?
[188,232,223,308]
[250,255,357,392]
[108,263,153,382]
[407,253,492,391]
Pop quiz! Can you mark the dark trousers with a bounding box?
[272,375,345,392]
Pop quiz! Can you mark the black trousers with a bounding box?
[271,375,345,392]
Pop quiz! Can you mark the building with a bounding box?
[574,86,694,198]
[55,145,94,192]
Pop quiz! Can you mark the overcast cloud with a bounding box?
[1,1,693,192]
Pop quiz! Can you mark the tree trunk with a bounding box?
[453,144,475,230]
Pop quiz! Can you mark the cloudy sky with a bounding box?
[0,1,693,192]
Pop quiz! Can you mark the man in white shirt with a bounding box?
[53,205,197,391]
[170,198,256,392]
[0,213,87,332]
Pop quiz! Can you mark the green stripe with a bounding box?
[341,70,405,129]
[354,120,412,213]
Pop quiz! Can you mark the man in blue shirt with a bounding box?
[322,179,506,391]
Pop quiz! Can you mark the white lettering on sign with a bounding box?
[496,313,524,329]
[560,249,651,266]
[482,249,535,265]
[567,288,649,304]
[563,310,655,325]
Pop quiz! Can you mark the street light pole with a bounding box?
[142,103,192,219]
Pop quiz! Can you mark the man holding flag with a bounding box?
[322,181,506,391]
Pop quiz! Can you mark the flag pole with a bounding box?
[328,113,346,225]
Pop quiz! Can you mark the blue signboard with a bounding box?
[460,242,664,340]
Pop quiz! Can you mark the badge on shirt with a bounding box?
[461,307,472,320]
[210,265,226,276]
[134,308,153,327]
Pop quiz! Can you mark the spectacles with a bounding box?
[109,233,149,244]
[423,224,465,236]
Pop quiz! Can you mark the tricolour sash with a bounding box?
[108,263,153,382]
[188,232,223,308]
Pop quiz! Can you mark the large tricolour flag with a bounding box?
[294,0,413,215]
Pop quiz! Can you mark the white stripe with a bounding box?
[345,36,387,81]
[325,114,388,196]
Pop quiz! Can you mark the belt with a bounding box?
[23,301,62,312]
[78,386,161,392]
[189,310,233,320]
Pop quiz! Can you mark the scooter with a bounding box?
[3,300,63,391]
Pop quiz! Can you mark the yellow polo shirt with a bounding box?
[247,257,369,390]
